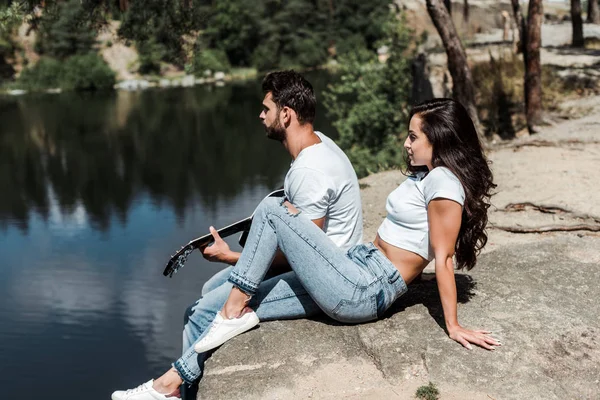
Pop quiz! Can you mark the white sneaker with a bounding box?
[194,310,259,353]
[111,380,180,400]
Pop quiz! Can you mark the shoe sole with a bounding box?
[194,313,259,353]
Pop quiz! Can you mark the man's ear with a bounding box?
[281,106,294,126]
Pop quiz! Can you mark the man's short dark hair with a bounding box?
[262,70,316,125]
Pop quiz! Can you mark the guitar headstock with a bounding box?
[163,244,195,277]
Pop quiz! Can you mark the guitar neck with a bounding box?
[190,217,253,249]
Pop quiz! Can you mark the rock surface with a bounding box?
[196,71,600,400]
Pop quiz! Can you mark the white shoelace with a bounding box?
[125,382,150,395]
[201,315,224,342]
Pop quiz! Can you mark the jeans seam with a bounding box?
[268,212,369,290]
[332,294,378,322]
[258,291,311,304]
[231,216,269,293]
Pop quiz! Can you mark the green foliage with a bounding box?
[0,2,23,49]
[199,0,392,71]
[203,0,261,67]
[331,0,390,56]
[323,15,415,178]
[60,53,116,90]
[0,2,24,80]
[415,382,440,400]
[36,0,98,59]
[17,57,62,89]
[192,48,231,75]
[119,0,204,68]
[136,38,166,75]
[17,53,115,91]
[8,0,395,77]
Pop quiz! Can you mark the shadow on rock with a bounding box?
[384,273,477,331]
[305,274,477,331]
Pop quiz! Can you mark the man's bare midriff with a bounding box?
[373,234,430,285]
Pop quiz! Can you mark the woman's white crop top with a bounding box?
[377,167,465,260]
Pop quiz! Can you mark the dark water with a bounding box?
[0,71,336,399]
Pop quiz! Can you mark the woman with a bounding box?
[112,98,500,400]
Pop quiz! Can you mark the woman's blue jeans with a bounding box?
[173,197,407,386]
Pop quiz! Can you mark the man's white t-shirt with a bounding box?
[284,131,363,251]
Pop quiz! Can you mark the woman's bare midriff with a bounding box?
[373,234,429,284]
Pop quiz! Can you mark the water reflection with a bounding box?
[0,83,292,232]
[0,72,337,399]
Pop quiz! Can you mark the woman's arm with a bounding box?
[428,198,500,350]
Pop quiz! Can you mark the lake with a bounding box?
[0,71,336,399]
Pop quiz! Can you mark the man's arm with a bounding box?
[204,167,330,265]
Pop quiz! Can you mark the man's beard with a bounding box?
[265,118,286,142]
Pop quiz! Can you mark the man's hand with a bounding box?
[200,226,240,265]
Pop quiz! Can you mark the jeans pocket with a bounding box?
[387,268,401,284]
[331,294,378,323]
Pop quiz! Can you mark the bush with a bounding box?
[471,53,600,138]
[415,382,440,400]
[323,15,415,178]
[18,54,115,91]
[193,48,231,75]
[17,57,63,90]
[136,38,166,75]
[61,53,116,90]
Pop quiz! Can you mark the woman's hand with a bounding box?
[448,325,501,350]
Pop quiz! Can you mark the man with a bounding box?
[199,70,363,289]
[111,70,363,400]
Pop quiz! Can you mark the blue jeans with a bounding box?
[173,197,407,385]
[229,197,408,322]
[174,265,322,385]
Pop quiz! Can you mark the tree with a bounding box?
[510,0,526,53]
[425,0,483,140]
[118,0,199,68]
[444,0,451,15]
[463,0,469,23]
[36,0,98,59]
[525,0,543,132]
[571,0,584,47]
[204,0,262,67]
[587,0,599,24]
[510,0,543,134]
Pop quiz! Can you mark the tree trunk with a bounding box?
[588,0,600,24]
[425,0,483,140]
[510,0,526,54]
[525,0,543,133]
[571,0,584,47]
[119,0,129,12]
[444,0,452,15]
[411,53,435,105]
[463,0,469,23]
